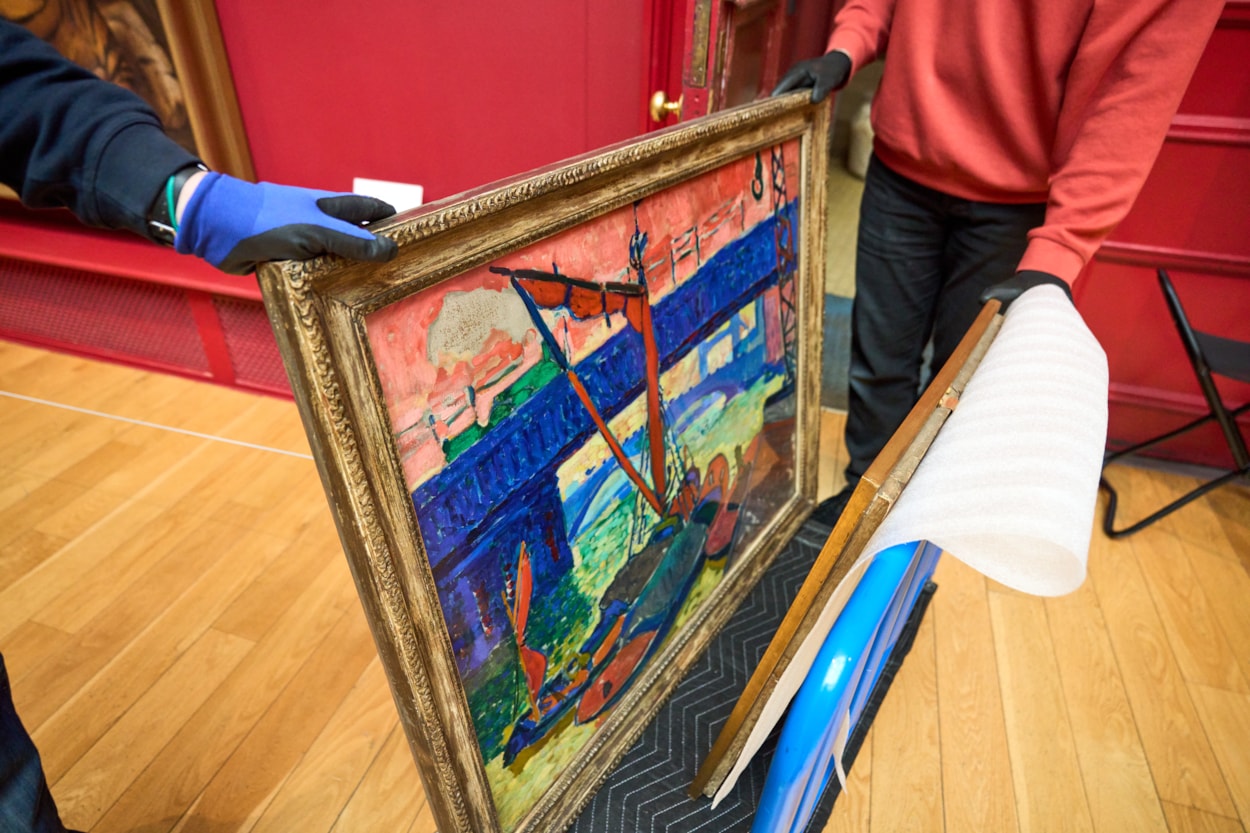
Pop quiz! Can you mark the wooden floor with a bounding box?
[823,158,864,298]
[2,339,1249,833]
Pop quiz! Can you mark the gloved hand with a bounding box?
[771,50,852,104]
[175,173,399,275]
[979,270,1073,310]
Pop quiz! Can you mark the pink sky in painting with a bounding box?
[366,141,801,489]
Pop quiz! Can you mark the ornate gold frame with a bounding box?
[256,94,828,833]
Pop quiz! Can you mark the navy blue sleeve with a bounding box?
[0,19,201,241]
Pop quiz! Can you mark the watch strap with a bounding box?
[148,163,207,246]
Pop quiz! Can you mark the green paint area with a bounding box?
[681,374,784,474]
[465,640,523,762]
[442,347,563,463]
[524,569,597,677]
[671,559,725,636]
[486,716,598,831]
[464,568,597,763]
[569,486,652,603]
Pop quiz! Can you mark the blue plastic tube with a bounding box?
[750,541,940,833]
[845,541,940,727]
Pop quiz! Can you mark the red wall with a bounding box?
[212,1,647,202]
[0,4,650,395]
[1074,2,1250,468]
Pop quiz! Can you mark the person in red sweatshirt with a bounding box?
[775,0,1225,524]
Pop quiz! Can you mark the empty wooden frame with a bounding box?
[692,299,1005,799]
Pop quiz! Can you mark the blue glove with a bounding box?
[772,50,852,104]
[175,173,399,274]
[979,270,1073,309]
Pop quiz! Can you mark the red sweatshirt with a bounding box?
[827,0,1224,284]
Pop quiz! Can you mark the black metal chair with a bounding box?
[1100,268,1250,538]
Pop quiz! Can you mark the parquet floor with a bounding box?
[2,337,1248,833]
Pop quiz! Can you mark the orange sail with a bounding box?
[520,646,547,716]
[514,541,532,635]
[509,542,548,717]
[507,268,644,325]
[492,263,668,518]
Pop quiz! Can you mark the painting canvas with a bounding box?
[256,96,828,833]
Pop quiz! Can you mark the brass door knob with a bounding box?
[649,90,683,123]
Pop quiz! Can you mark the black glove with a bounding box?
[175,172,399,275]
[772,50,852,104]
[979,270,1073,310]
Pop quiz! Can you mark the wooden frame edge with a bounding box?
[155,0,255,180]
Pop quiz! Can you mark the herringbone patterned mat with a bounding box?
[567,520,822,832]
[568,520,936,833]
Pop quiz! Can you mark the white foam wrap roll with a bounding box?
[865,284,1109,596]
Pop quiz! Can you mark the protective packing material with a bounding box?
[715,284,1109,808]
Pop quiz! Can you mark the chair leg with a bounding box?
[1104,402,1250,466]
[1100,466,1250,539]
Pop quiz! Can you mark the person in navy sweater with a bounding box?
[775,0,1224,523]
[1,18,398,832]
[1,18,397,275]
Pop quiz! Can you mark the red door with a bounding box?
[645,0,833,128]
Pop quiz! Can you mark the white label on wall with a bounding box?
[352,177,425,212]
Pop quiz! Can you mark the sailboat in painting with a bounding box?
[492,216,758,764]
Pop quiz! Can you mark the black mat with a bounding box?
[567,520,938,833]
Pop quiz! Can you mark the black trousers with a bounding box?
[844,155,1047,481]
[1,653,70,833]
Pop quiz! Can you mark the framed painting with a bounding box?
[2,0,253,190]
[256,94,828,833]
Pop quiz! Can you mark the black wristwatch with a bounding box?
[147,163,207,246]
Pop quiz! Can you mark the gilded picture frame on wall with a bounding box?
[2,0,253,183]
[256,94,828,833]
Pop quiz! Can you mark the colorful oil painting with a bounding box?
[259,95,828,833]
[365,140,803,827]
